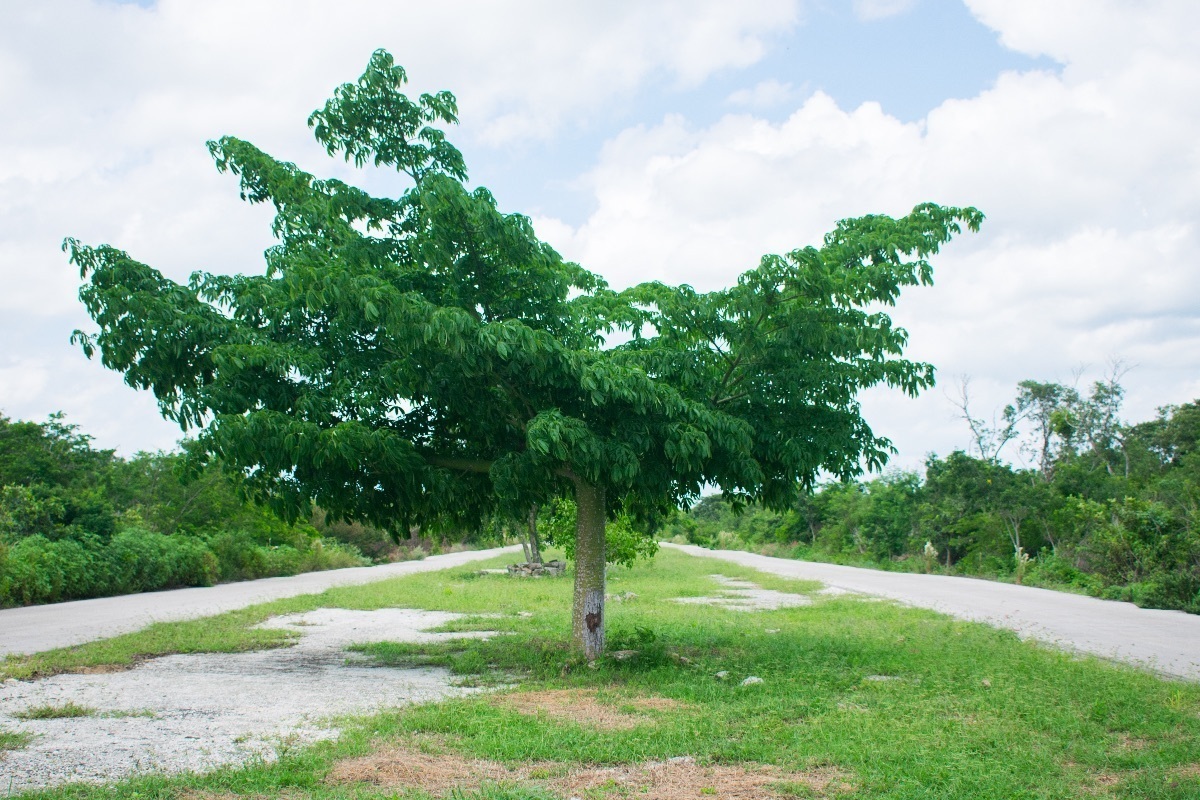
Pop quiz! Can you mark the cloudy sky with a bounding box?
[1,0,1197,473]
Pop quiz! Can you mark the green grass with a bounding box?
[1,728,34,751]
[7,547,1200,799]
[11,702,97,721]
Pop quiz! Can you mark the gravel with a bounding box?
[0,607,494,795]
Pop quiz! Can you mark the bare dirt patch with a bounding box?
[1077,770,1127,797]
[72,663,139,676]
[328,744,555,793]
[561,757,854,799]
[495,688,685,730]
[1116,732,1150,750]
[330,746,854,798]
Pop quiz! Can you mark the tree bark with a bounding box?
[526,504,543,565]
[571,480,606,661]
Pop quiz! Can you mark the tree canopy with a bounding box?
[69,50,981,658]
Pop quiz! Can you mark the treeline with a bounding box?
[667,380,1200,614]
[0,414,482,607]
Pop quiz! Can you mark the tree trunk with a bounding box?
[571,480,606,661]
[526,504,543,565]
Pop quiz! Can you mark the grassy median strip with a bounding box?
[7,548,1200,799]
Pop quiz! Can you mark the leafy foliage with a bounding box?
[68,50,979,653]
[538,497,658,568]
[0,412,371,607]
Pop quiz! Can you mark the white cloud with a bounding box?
[0,0,799,451]
[852,0,918,22]
[727,79,801,109]
[0,359,48,407]
[1,0,1197,471]
[537,1,1200,465]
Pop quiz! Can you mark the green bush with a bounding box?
[311,510,398,561]
[104,527,219,592]
[539,497,657,568]
[0,529,225,606]
[301,538,370,571]
[1,535,96,604]
[1024,551,1103,594]
[0,526,365,606]
[204,529,367,582]
[205,530,277,581]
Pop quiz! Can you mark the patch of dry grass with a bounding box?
[327,745,551,793]
[493,688,685,730]
[559,757,854,799]
[328,745,854,799]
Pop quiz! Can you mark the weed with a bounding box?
[0,728,34,751]
[13,702,96,720]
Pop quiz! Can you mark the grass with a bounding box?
[12,702,97,720]
[6,547,1200,799]
[1,728,34,751]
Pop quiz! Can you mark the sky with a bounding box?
[1,0,1198,475]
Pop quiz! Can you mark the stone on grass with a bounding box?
[506,560,566,577]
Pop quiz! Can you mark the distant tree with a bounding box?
[69,50,981,658]
[0,413,117,540]
[0,413,112,492]
[1126,401,1200,483]
[861,471,922,559]
[1015,380,1079,480]
[920,452,1050,568]
[951,377,1023,463]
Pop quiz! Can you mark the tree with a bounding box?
[0,413,117,541]
[950,377,1023,463]
[1015,380,1079,480]
[1076,366,1131,476]
[69,50,981,659]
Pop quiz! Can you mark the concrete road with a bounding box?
[7,542,1198,682]
[666,543,1200,681]
[0,545,521,657]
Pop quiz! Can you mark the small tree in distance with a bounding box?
[68,51,982,660]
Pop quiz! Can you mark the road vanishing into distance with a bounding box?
[666,543,1200,681]
[3,542,1198,681]
[0,546,521,657]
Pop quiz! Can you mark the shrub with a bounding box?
[0,534,98,605]
[104,527,218,592]
[301,538,369,571]
[311,510,397,561]
[204,529,366,582]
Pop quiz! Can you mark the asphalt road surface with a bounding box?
[666,543,1200,681]
[4,543,1198,682]
[0,545,521,657]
